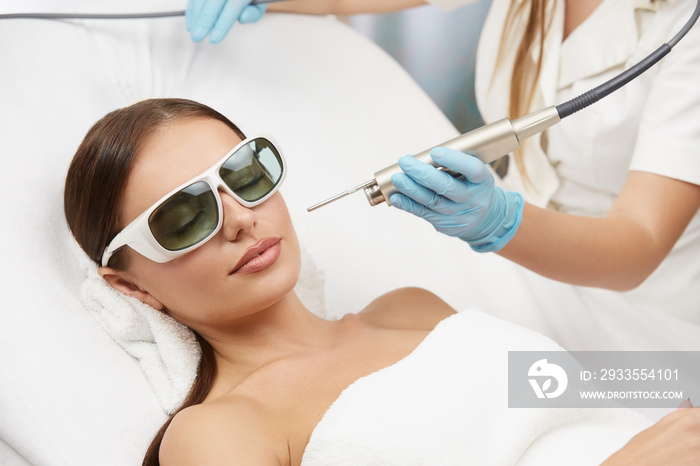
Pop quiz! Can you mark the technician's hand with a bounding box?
[389,147,524,253]
[186,0,267,44]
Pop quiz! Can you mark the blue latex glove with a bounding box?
[389,147,524,253]
[186,0,267,44]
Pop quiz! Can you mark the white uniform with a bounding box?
[428,0,700,350]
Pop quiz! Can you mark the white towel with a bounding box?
[75,243,200,415]
[75,241,326,414]
[302,310,652,466]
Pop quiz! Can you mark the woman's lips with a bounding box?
[230,237,282,275]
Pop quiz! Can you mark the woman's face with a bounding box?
[113,117,301,332]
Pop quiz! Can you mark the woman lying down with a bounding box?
[64,99,700,466]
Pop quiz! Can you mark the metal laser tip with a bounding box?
[307,179,375,212]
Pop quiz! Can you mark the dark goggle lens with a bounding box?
[219,138,284,202]
[148,181,219,251]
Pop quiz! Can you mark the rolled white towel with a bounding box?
[74,240,327,414]
[75,242,200,415]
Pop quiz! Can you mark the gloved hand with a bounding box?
[389,147,524,253]
[186,0,267,44]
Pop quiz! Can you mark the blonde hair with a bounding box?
[493,0,554,185]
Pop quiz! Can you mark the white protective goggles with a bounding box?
[101,136,286,266]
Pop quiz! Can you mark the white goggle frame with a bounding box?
[101,135,286,266]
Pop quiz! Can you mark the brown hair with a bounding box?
[63,98,246,466]
[142,333,217,466]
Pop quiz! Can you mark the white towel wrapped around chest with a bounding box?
[302,310,651,466]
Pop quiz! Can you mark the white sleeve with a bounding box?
[424,0,479,12]
[629,2,700,186]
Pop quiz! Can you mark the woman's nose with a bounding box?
[218,189,257,242]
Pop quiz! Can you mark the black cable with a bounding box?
[668,0,700,46]
[0,0,285,20]
[0,11,185,20]
[556,0,700,119]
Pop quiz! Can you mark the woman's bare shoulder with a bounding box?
[159,397,285,465]
[357,287,457,331]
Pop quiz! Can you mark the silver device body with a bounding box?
[364,106,561,207]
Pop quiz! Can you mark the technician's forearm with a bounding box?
[269,0,425,15]
[497,204,664,291]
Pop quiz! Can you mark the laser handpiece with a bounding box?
[308,0,700,212]
[307,106,560,211]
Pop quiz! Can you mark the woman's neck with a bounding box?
[200,292,345,396]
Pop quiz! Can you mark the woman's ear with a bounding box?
[98,266,165,311]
